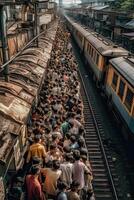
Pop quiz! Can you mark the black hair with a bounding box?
[53,160,60,170]
[34,137,40,143]
[80,148,88,156]
[65,132,71,139]
[50,144,57,150]
[65,153,72,162]
[33,128,40,135]
[73,150,80,161]
[52,134,58,141]
[30,166,40,175]
[71,181,80,189]
[70,135,76,143]
[77,137,85,148]
[57,181,67,190]
[63,146,71,153]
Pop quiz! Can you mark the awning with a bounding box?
[122,32,134,40]
[122,32,134,37]
[92,5,109,11]
[124,19,134,29]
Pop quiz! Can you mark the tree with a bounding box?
[111,0,134,10]
[121,0,134,10]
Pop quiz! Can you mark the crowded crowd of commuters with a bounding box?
[8,21,94,200]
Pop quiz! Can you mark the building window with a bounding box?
[112,72,118,90]
[124,88,133,112]
[118,79,125,100]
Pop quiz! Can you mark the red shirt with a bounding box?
[26,175,44,200]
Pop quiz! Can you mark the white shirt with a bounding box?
[60,162,73,186]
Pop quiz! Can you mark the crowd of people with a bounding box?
[8,20,94,200]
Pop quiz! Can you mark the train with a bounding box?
[65,16,134,139]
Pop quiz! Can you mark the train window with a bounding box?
[112,72,118,90]
[91,48,94,58]
[78,33,82,42]
[96,53,99,65]
[88,45,91,54]
[124,88,133,112]
[89,46,91,54]
[94,51,96,62]
[87,44,89,51]
[118,79,125,100]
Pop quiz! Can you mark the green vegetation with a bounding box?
[112,0,134,10]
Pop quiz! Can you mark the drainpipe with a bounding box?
[0,6,9,82]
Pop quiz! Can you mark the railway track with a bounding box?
[78,68,121,200]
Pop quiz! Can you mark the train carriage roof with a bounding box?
[73,22,91,38]
[110,57,134,87]
[66,15,91,38]
[66,16,128,57]
[85,33,128,56]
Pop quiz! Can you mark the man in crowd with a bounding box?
[25,166,45,200]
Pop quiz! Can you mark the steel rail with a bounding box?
[78,68,119,200]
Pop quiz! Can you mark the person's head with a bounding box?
[53,160,60,170]
[79,127,85,136]
[57,181,68,191]
[70,181,80,192]
[77,137,85,148]
[73,150,80,161]
[68,121,74,128]
[52,134,59,143]
[33,128,40,135]
[70,135,76,144]
[63,146,71,153]
[80,148,88,157]
[30,166,40,176]
[81,154,87,163]
[34,137,40,143]
[50,144,57,153]
[65,153,72,162]
[65,132,71,140]
[46,160,53,168]
[45,127,51,135]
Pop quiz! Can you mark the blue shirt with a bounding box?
[57,192,68,200]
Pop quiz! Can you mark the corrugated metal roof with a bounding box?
[0,93,30,124]
[0,20,58,164]
[0,81,34,104]
[0,115,20,163]
[122,32,134,37]
[110,57,134,86]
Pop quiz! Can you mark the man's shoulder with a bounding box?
[68,191,79,199]
[58,192,67,200]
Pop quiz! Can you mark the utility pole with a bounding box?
[34,2,40,47]
[59,0,63,8]
[0,6,9,82]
